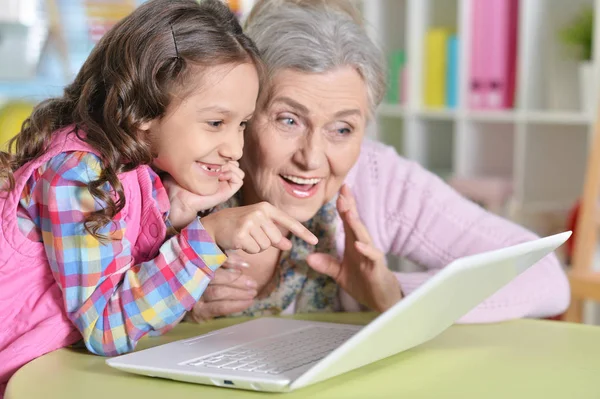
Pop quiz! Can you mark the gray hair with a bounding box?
[244,1,386,115]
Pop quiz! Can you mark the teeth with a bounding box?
[282,175,322,185]
[201,164,221,173]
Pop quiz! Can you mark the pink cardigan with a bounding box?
[283,139,570,322]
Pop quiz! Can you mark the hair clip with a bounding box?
[170,24,180,59]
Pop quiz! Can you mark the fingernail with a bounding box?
[225,268,242,275]
[247,289,258,297]
[226,259,250,268]
[246,279,258,288]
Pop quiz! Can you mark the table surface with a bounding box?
[6,313,600,399]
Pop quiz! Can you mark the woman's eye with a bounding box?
[279,117,296,126]
[274,112,304,132]
[331,123,353,136]
[207,121,223,128]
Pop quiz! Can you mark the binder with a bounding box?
[386,50,406,104]
[424,28,448,107]
[469,0,486,109]
[486,0,518,109]
[446,35,459,108]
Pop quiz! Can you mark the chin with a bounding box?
[190,182,220,197]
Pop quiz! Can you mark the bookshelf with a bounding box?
[352,0,600,232]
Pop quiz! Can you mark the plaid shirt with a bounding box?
[16,151,225,356]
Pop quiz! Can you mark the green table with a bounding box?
[6,313,600,398]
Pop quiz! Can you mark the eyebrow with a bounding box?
[196,106,232,115]
[334,109,363,118]
[270,97,309,114]
[271,96,363,119]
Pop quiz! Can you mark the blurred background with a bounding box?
[1,0,600,321]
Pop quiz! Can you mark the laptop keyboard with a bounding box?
[185,326,357,375]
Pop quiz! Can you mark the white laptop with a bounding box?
[106,231,571,393]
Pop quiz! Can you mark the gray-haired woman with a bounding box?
[187,0,569,322]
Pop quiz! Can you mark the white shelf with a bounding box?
[379,105,459,120]
[378,107,593,126]
[415,108,457,120]
[378,106,457,120]
[525,111,592,125]
[377,103,405,117]
[466,110,519,122]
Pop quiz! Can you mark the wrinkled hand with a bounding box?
[306,184,402,312]
[186,252,257,322]
[164,161,244,231]
[201,201,318,254]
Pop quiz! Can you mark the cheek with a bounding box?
[247,135,288,176]
[241,146,270,188]
[324,143,361,195]
[332,155,356,177]
[254,152,282,184]
[330,143,360,177]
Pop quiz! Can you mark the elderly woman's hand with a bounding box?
[186,253,257,322]
[307,185,403,312]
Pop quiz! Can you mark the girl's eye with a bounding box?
[207,121,223,128]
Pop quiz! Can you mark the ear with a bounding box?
[138,120,153,132]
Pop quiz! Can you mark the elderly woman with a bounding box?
[189,0,570,322]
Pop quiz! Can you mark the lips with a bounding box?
[280,174,323,199]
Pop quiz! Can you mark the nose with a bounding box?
[294,129,325,170]
[219,127,244,161]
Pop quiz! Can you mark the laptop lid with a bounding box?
[290,231,571,389]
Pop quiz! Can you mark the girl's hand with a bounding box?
[210,160,245,209]
[201,202,318,254]
[163,161,244,230]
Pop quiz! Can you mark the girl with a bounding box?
[0,0,317,393]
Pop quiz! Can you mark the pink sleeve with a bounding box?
[347,141,570,322]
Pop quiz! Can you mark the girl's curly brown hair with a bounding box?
[0,0,262,238]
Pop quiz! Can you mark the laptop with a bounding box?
[106,231,571,393]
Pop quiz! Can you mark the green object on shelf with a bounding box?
[386,50,406,104]
[559,7,593,61]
